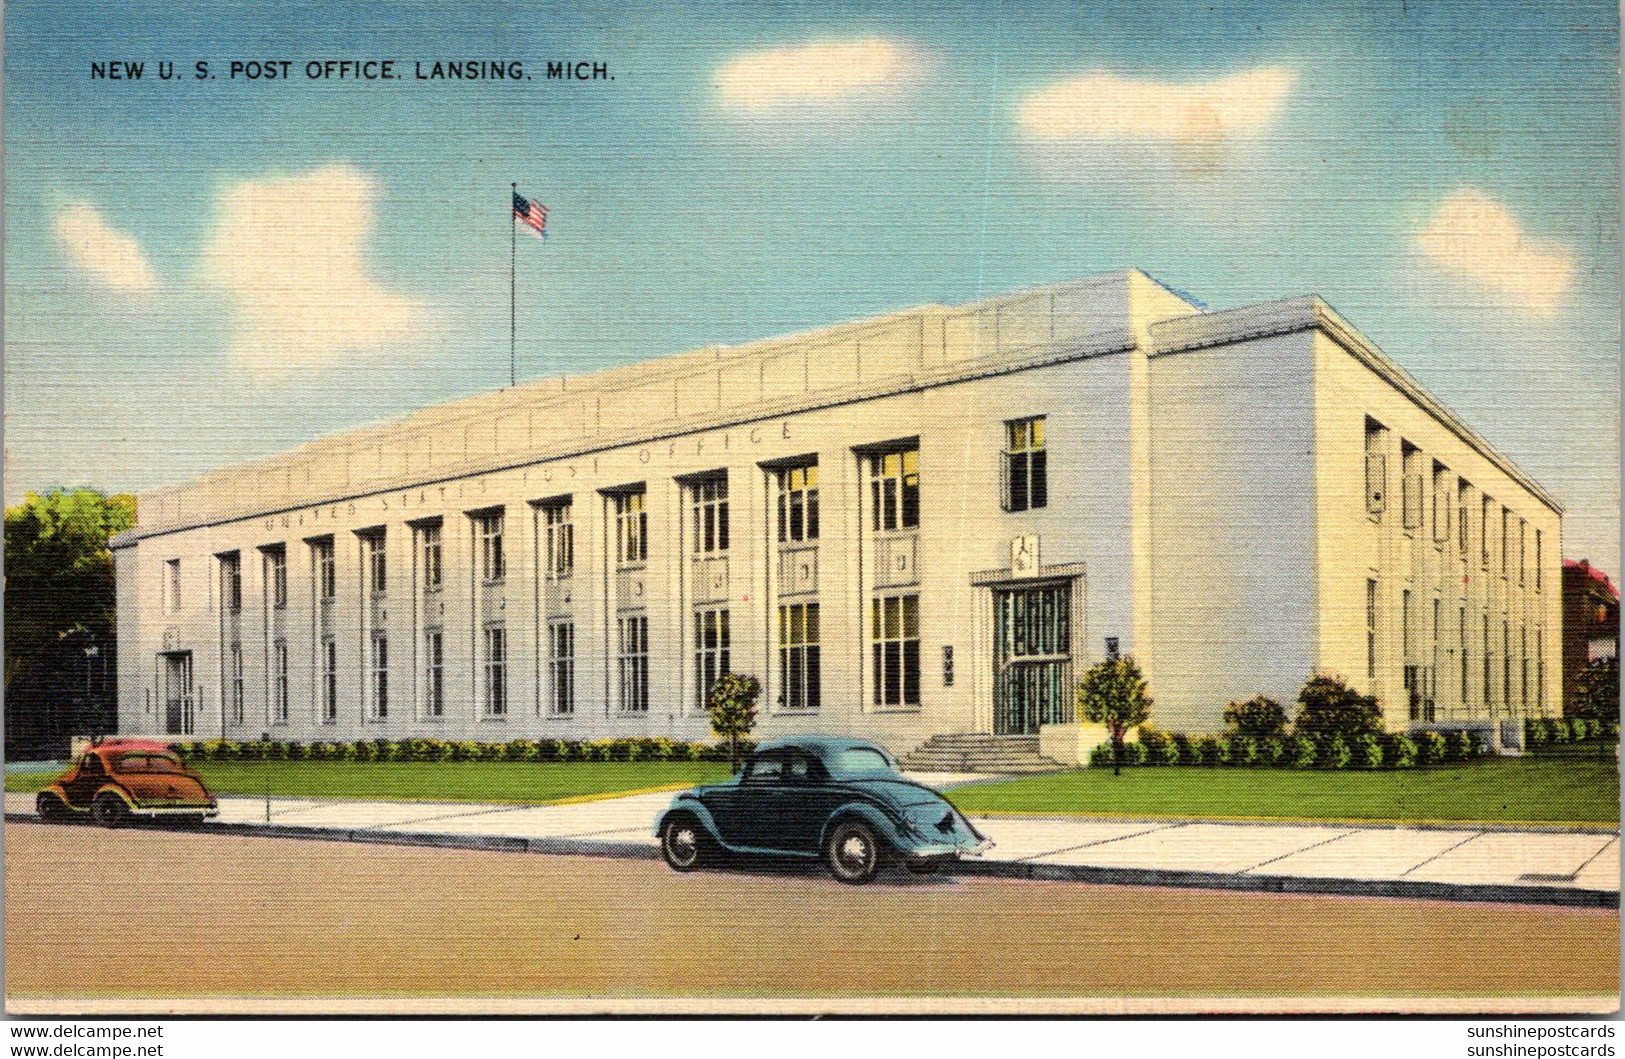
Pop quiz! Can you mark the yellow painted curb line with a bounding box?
[955,808,1618,829]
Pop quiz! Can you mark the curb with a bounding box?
[8,811,1615,908]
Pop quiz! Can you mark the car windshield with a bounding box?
[827,747,895,777]
[113,753,182,774]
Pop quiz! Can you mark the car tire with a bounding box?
[825,819,883,884]
[35,793,68,823]
[92,792,131,828]
[661,814,707,872]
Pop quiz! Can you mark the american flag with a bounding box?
[513,190,548,237]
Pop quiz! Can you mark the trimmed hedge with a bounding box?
[1524,716,1620,750]
[179,735,750,765]
[1079,727,1482,770]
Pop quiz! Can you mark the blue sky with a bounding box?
[5,0,1619,569]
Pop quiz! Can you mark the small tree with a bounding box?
[1223,695,1289,740]
[1570,656,1620,723]
[705,672,761,769]
[1294,674,1384,741]
[1076,655,1153,776]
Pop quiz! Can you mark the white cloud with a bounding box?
[201,164,425,375]
[1415,190,1575,315]
[53,204,158,292]
[715,38,935,109]
[1017,67,1297,144]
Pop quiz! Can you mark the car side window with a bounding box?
[785,752,815,782]
[744,753,786,783]
[81,754,102,776]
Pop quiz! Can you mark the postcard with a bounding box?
[3,0,1619,1017]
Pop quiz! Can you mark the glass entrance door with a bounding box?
[993,584,1072,735]
[163,652,194,735]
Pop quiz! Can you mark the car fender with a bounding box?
[819,801,907,853]
[38,785,77,811]
[92,783,139,811]
[653,798,724,847]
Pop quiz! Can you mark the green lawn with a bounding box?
[947,757,1621,825]
[3,760,734,805]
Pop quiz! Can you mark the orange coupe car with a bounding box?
[36,739,218,827]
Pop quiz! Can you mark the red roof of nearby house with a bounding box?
[1565,559,1619,601]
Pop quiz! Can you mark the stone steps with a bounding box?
[900,733,1063,775]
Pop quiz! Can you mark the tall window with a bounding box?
[166,559,182,613]
[1502,619,1511,709]
[694,607,730,705]
[264,547,287,609]
[617,614,649,713]
[1365,579,1378,683]
[1483,615,1494,712]
[363,531,387,596]
[1480,496,1493,568]
[775,463,820,543]
[272,640,289,723]
[229,644,245,725]
[1003,417,1047,512]
[320,637,337,723]
[220,553,242,614]
[612,489,647,566]
[548,621,575,715]
[540,498,574,578]
[313,538,336,602]
[1536,627,1546,710]
[418,523,442,592]
[1535,529,1543,591]
[1520,626,1529,711]
[482,625,507,717]
[476,511,505,583]
[1400,443,1423,532]
[1430,598,1441,720]
[871,594,920,707]
[369,631,389,720]
[1364,419,1388,517]
[1517,519,1527,586]
[868,447,919,532]
[688,474,729,554]
[779,602,821,712]
[1458,604,1469,705]
[1456,479,1470,553]
[423,630,443,719]
[1500,507,1511,576]
[1431,464,1452,545]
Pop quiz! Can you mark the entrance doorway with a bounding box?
[993,583,1072,735]
[162,652,194,735]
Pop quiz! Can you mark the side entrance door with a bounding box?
[993,583,1072,736]
[162,652,194,735]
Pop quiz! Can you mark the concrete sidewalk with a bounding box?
[6,784,1617,907]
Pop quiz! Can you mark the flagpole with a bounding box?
[509,182,517,389]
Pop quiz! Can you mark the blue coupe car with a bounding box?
[654,736,992,883]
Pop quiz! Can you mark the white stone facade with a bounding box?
[111,270,1562,752]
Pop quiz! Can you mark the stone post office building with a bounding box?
[110,270,1563,759]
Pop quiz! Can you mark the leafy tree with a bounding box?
[1570,656,1620,723]
[1294,674,1384,741]
[704,672,761,768]
[5,490,135,754]
[1076,654,1153,776]
[1222,695,1289,740]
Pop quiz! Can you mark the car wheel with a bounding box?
[661,815,706,872]
[92,792,131,828]
[35,793,68,823]
[826,819,882,884]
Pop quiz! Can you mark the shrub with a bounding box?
[1223,696,1289,740]
[1138,727,1177,766]
[1123,741,1148,766]
[332,740,356,761]
[351,740,375,762]
[1259,736,1287,767]
[1227,735,1259,767]
[1550,719,1571,745]
[1089,741,1118,768]
[685,741,707,762]
[624,739,645,762]
[1170,732,1197,766]
[1450,730,1481,761]
[1295,674,1384,741]
[1354,733,1384,770]
[649,737,678,762]
[1415,730,1448,765]
[1571,656,1620,723]
[1525,717,1548,748]
[1291,734,1317,769]
[287,741,310,761]
[1610,722,1621,745]
[1193,736,1223,767]
[1385,733,1418,769]
[1320,735,1351,770]
[706,672,763,768]
[309,741,333,762]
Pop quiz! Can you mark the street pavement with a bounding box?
[6,774,1617,905]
